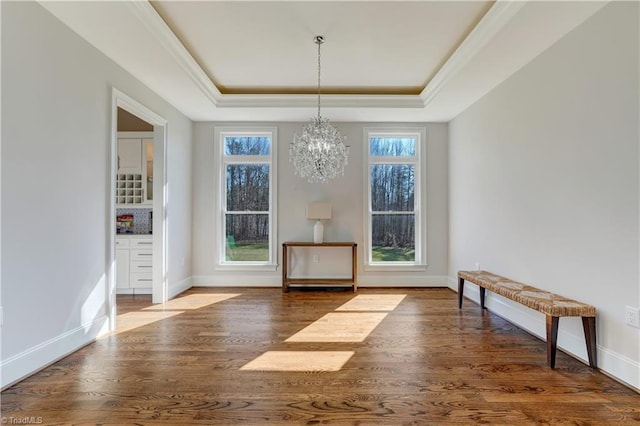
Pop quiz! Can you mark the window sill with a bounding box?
[363,263,428,272]
[215,263,279,272]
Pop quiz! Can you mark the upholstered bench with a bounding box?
[457,270,596,369]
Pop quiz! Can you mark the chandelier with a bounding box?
[290,36,349,183]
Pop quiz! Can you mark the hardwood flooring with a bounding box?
[2,288,639,425]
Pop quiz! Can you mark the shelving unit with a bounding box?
[116,173,144,205]
[116,132,153,207]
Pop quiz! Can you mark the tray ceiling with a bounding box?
[39,1,608,122]
[150,1,492,95]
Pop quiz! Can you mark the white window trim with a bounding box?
[214,126,278,271]
[363,127,427,272]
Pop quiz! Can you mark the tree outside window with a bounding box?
[218,131,277,266]
[365,130,424,267]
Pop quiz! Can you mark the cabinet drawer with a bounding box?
[131,261,153,273]
[130,249,153,262]
[116,238,130,248]
[131,238,153,249]
[131,273,152,288]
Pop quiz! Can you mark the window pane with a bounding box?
[370,164,414,211]
[224,136,270,155]
[370,137,416,156]
[225,214,269,261]
[226,164,269,211]
[371,214,415,262]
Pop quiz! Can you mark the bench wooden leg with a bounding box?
[458,277,464,308]
[479,287,486,309]
[546,315,559,368]
[582,316,597,368]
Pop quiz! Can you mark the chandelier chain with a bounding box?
[290,35,349,183]
[316,36,322,120]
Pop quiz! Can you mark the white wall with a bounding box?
[449,2,639,389]
[1,1,193,388]
[192,122,448,287]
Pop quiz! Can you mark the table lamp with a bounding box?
[306,202,332,243]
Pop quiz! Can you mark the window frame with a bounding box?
[363,127,427,271]
[215,127,278,271]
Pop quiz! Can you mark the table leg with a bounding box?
[282,244,288,293]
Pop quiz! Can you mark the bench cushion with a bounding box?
[458,270,596,317]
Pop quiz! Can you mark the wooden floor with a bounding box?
[2,288,639,425]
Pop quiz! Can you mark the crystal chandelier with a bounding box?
[290,36,349,183]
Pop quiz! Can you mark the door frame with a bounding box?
[108,88,169,330]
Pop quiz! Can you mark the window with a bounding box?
[364,128,426,269]
[216,127,277,269]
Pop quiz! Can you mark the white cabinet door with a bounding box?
[116,248,130,289]
[117,138,142,174]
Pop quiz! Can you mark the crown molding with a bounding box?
[217,94,425,109]
[126,0,223,106]
[420,0,526,107]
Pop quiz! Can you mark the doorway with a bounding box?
[109,89,168,332]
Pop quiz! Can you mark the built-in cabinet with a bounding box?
[116,132,153,206]
[116,235,153,291]
[115,132,155,293]
[117,138,143,173]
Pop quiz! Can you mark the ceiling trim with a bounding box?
[420,0,526,107]
[128,0,525,111]
[127,0,222,106]
[218,94,425,109]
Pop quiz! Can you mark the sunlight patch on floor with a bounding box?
[240,351,355,372]
[285,312,388,343]
[115,310,184,334]
[143,293,240,311]
[335,294,406,311]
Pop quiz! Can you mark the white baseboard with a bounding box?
[192,274,280,287]
[169,276,193,299]
[448,275,640,392]
[115,278,192,299]
[597,346,640,391]
[358,275,449,287]
[1,314,109,390]
[192,274,449,288]
[446,275,458,291]
[116,288,152,295]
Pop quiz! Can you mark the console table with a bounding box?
[282,242,357,292]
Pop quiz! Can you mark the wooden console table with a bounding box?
[282,242,357,292]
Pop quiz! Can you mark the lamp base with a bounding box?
[313,220,324,243]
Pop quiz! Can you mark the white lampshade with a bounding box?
[306,202,332,220]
